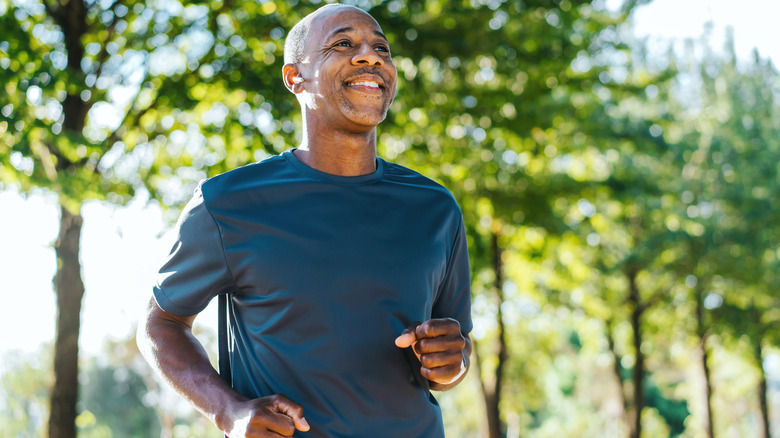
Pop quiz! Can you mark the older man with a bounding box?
[138,4,472,437]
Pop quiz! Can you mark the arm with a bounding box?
[395,318,472,391]
[137,297,310,437]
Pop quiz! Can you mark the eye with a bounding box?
[334,40,352,48]
[375,45,390,53]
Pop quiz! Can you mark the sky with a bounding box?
[1,0,779,360]
[629,0,780,64]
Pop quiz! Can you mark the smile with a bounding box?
[348,80,380,88]
[344,72,387,91]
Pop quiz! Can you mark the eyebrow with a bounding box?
[328,26,389,42]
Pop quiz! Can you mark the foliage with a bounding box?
[0,346,52,437]
[79,354,160,436]
[670,37,780,437]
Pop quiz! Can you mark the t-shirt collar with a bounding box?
[283,148,385,185]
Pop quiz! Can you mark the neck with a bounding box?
[295,115,379,177]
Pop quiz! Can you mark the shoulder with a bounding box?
[381,160,462,212]
[198,153,290,202]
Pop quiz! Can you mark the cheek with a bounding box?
[389,77,399,97]
[389,67,398,83]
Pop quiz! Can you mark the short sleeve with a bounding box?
[432,216,473,334]
[153,185,235,317]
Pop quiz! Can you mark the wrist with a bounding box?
[213,392,248,433]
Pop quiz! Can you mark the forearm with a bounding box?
[137,300,244,432]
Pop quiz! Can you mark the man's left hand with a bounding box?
[395,318,470,388]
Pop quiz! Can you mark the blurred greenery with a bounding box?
[1,0,779,437]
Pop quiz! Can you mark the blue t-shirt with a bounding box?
[154,150,472,437]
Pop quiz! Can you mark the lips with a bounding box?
[344,72,387,91]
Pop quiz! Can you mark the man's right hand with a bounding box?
[224,394,310,437]
[137,298,310,437]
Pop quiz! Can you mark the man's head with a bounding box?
[282,4,397,130]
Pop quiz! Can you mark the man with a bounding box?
[137,4,472,437]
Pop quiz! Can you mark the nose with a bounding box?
[352,44,383,66]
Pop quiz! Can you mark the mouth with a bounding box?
[344,74,386,93]
[348,80,381,89]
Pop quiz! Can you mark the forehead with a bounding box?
[307,7,385,45]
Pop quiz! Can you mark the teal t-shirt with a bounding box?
[154,150,472,437]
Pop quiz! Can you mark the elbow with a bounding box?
[136,303,155,361]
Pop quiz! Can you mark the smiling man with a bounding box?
[138,4,472,437]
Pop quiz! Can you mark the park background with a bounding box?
[1,0,779,437]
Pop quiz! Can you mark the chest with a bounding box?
[214,187,454,317]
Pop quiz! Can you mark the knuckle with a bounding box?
[447,320,461,333]
[281,423,295,435]
[269,393,291,410]
[418,320,436,336]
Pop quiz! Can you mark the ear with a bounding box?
[283,64,304,93]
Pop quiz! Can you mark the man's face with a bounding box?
[298,7,397,129]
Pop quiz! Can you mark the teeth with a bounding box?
[350,81,380,88]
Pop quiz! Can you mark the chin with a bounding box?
[341,103,390,128]
[347,112,387,127]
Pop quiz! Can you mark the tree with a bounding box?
[1,0,128,434]
[0,0,294,434]
[676,39,780,437]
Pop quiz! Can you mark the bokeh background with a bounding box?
[1,0,779,437]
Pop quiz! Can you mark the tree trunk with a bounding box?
[606,318,629,434]
[756,338,771,438]
[695,289,715,438]
[476,229,507,438]
[627,266,643,438]
[48,206,85,438]
[489,230,508,438]
[46,0,90,435]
